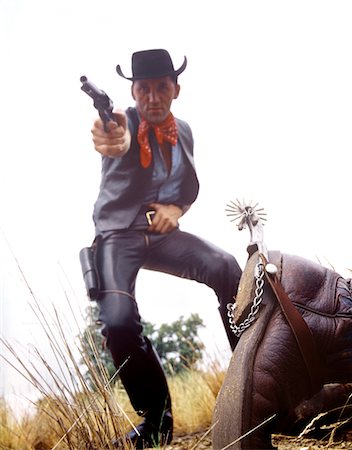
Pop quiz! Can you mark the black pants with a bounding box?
[95,228,242,418]
[97,228,241,354]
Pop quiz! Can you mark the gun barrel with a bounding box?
[80,75,116,131]
[80,76,107,98]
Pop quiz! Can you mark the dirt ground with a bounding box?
[166,430,352,450]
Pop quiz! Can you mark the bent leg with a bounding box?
[145,230,242,349]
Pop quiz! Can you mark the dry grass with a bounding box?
[0,360,224,449]
[0,245,227,449]
[0,303,133,449]
[0,294,226,449]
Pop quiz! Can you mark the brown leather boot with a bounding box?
[213,251,352,450]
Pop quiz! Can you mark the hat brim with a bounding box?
[116,56,187,81]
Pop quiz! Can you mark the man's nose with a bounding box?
[148,89,159,103]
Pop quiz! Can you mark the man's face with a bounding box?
[131,76,180,124]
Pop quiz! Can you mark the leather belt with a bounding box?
[130,206,156,229]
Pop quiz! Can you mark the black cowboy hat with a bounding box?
[116,49,187,81]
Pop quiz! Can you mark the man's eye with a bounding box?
[158,84,168,91]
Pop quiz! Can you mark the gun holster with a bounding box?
[79,237,101,300]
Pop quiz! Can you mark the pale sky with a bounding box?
[1,0,352,409]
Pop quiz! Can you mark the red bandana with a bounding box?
[137,113,178,168]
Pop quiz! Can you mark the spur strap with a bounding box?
[261,251,323,397]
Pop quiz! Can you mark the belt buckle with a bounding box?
[145,210,155,225]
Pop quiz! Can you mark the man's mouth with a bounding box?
[148,108,162,113]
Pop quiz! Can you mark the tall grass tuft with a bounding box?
[1,296,137,449]
[0,290,227,450]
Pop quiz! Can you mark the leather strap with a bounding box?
[260,252,323,397]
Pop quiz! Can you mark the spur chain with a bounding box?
[227,261,265,337]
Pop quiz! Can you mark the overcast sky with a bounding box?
[1,0,352,409]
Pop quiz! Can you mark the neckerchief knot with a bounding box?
[137,113,178,168]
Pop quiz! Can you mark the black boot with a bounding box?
[124,409,173,448]
[112,337,173,448]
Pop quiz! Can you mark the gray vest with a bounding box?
[93,107,199,233]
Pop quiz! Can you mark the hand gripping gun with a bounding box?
[80,76,117,132]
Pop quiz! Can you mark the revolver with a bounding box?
[80,76,117,132]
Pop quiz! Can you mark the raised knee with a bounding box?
[211,252,241,277]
